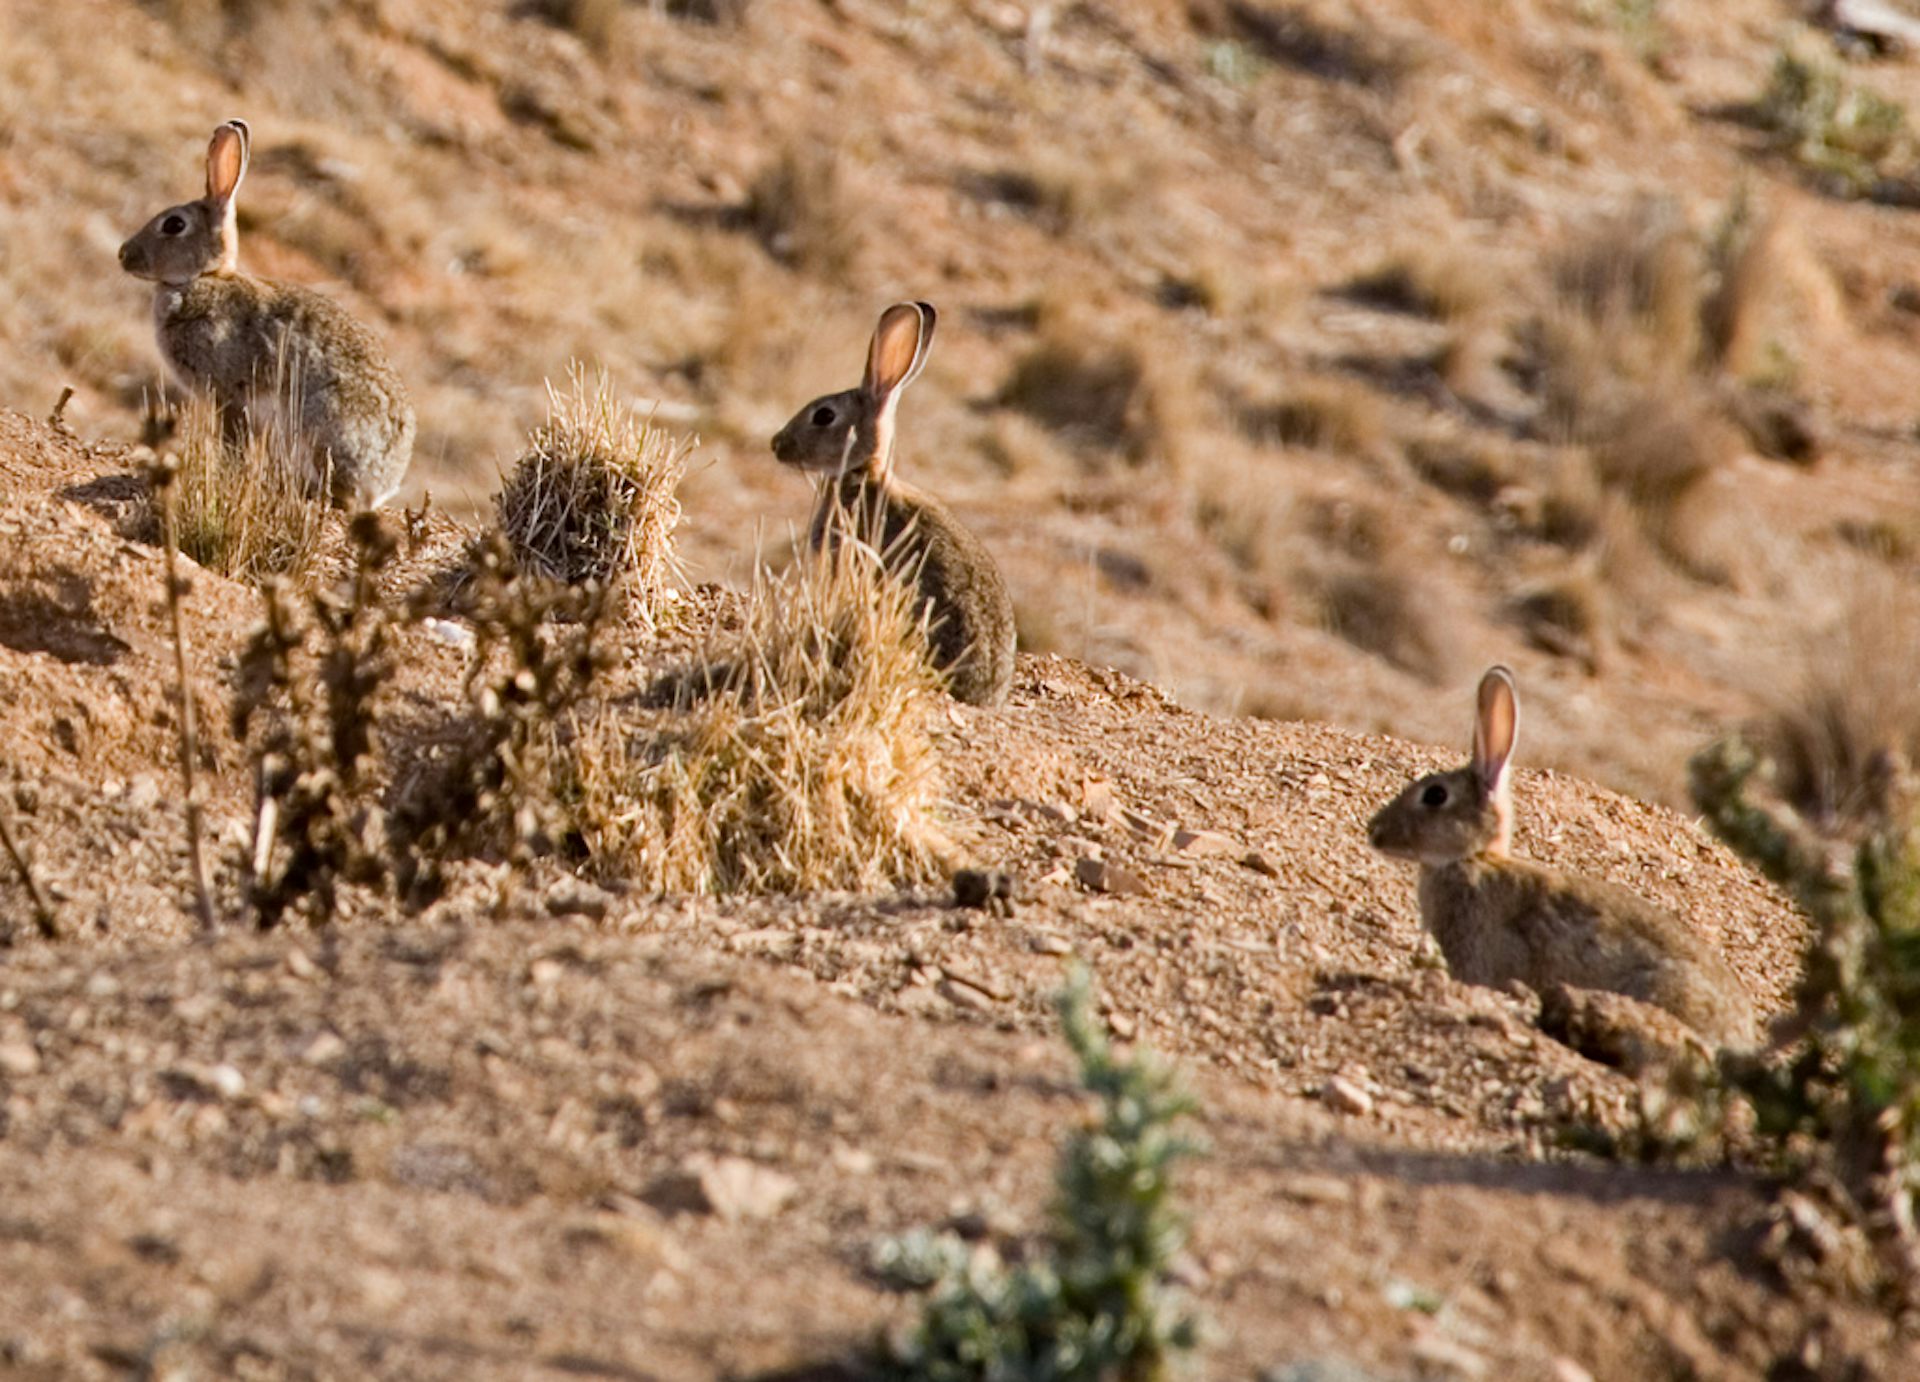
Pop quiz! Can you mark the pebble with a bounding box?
[0,1041,40,1076]
[1075,857,1148,896]
[652,1154,797,1223]
[1321,1076,1373,1117]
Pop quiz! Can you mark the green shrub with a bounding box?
[885,971,1201,1381]
[1690,737,1920,1300]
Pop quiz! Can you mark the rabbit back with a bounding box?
[1420,856,1758,1047]
[813,475,1017,708]
[156,274,414,508]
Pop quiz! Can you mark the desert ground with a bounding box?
[2,0,1920,1377]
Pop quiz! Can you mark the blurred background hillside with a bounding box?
[5,0,1920,806]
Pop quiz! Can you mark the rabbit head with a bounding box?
[119,120,250,285]
[771,301,935,484]
[1368,665,1519,865]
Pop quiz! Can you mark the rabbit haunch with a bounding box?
[119,120,414,510]
[1368,666,1758,1048]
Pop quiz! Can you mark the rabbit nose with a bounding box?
[117,241,139,270]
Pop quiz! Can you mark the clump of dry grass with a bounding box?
[1344,242,1499,322]
[562,546,948,893]
[495,366,689,623]
[1512,565,1609,674]
[1528,207,1747,575]
[1304,500,1456,682]
[743,142,860,275]
[1237,375,1386,457]
[1761,577,1920,830]
[144,394,327,585]
[999,325,1184,466]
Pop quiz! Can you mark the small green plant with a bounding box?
[1754,43,1909,197]
[884,970,1201,1381]
[1690,737,1920,1301]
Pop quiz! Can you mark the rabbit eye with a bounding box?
[1420,782,1449,808]
[810,405,836,427]
[161,214,188,236]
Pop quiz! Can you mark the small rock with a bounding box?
[650,1154,797,1223]
[206,1064,246,1100]
[1075,857,1148,896]
[1321,1076,1373,1117]
[528,958,566,988]
[1240,850,1280,878]
[285,948,320,980]
[422,618,477,651]
[1172,827,1238,857]
[1409,1329,1488,1380]
[1550,1360,1596,1382]
[938,979,994,1014]
[0,1041,40,1077]
[300,1031,347,1066]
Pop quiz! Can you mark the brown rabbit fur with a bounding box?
[1368,666,1758,1049]
[770,302,1016,707]
[119,120,414,509]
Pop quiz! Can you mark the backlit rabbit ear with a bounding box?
[1472,665,1519,800]
[862,301,936,403]
[206,120,251,204]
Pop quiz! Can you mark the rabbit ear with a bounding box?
[206,120,251,204]
[862,301,936,403]
[1472,666,1519,840]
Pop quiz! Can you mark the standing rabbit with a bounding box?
[770,301,1016,707]
[1367,666,1758,1048]
[119,120,414,509]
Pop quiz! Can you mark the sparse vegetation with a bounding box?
[1759,579,1920,831]
[1344,243,1497,322]
[999,325,1183,467]
[1307,500,1455,682]
[561,544,947,893]
[744,141,860,275]
[1691,736,1920,1304]
[495,365,689,624]
[390,532,616,906]
[142,395,327,586]
[1753,41,1910,198]
[233,514,402,928]
[884,970,1201,1381]
[1236,376,1386,457]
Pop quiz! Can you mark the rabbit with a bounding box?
[1367,665,1758,1049]
[119,119,415,509]
[769,301,1017,707]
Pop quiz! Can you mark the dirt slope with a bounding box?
[0,410,1902,1378]
[5,0,1920,808]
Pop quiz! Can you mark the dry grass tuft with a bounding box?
[562,546,948,893]
[743,142,860,275]
[999,326,1183,466]
[1305,500,1456,682]
[495,365,689,623]
[1512,565,1610,673]
[1405,435,1516,504]
[1761,576,1920,829]
[1238,376,1387,457]
[145,395,327,586]
[1344,242,1499,322]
